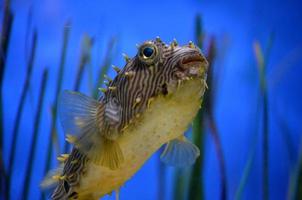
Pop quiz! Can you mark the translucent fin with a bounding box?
[97,138,124,170]
[40,166,63,190]
[160,136,200,167]
[58,90,124,169]
[59,90,100,151]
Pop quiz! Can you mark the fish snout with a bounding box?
[176,49,208,79]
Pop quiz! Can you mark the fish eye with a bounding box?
[142,47,154,58]
[138,42,158,64]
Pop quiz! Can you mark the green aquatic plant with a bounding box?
[7,30,37,200]
[255,36,274,200]
[235,35,274,199]
[187,14,227,200]
[22,69,49,200]
[42,22,71,200]
[186,14,205,200]
[294,138,302,199]
[42,24,115,200]
[92,37,117,99]
[73,34,94,92]
[204,37,228,200]
[63,34,94,153]
[284,146,300,199]
[0,0,13,198]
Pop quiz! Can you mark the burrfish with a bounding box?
[45,38,208,200]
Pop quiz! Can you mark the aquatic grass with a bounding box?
[258,35,274,199]
[254,41,268,200]
[187,14,205,200]
[187,15,227,200]
[0,0,13,199]
[204,38,228,200]
[188,110,204,200]
[43,28,115,199]
[173,169,186,200]
[234,95,260,200]
[7,30,37,200]
[92,37,116,99]
[24,7,37,111]
[284,127,302,199]
[173,14,206,200]
[234,139,257,200]
[275,110,295,165]
[24,6,33,61]
[0,0,13,145]
[293,135,302,199]
[268,49,302,199]
[235,37,273,199]
[63,34,94,153]
[73,35,94,92]
[195,14,204,50]
[207,119,227,198]
[21,69,48,200]
[272,70,301,199]
[42,22,71,200]
[234,83,262,200]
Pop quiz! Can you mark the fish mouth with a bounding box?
[181,54,205,65]
[175,53,208,80]
[162,53,208,96]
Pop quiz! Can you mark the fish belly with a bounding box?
[77,79,206,198]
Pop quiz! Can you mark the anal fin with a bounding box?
[160,136,200,167]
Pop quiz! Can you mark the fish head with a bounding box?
[121,38,208,96]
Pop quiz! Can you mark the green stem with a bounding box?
[188,110,204,200]
[92,37,116,99]
[0,1,13,198]
[22,69,48,200]
[207,117,227,200]
[63,34,94,153]
[294,138,302,199]
[262,88,269,200]
[42,22,71,200]
[235,92,261,199]
[173,169,187,200]
[187,13,205,200]
[7,31,37,200]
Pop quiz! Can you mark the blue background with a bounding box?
[2,0,302,199]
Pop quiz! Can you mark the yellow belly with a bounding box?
[77,79,206,198]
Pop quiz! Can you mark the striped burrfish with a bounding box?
[45,38,208,200]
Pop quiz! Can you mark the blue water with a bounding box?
[2,0,302,199]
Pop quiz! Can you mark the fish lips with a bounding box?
[176,53,208,79]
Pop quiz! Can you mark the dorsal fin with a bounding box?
[58,90,124,169]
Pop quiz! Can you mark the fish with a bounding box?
[43,37,208,200]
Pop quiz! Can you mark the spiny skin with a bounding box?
[51,38,208,200]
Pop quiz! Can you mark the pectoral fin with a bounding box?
[58,90,123,169]
[160,136,200,167]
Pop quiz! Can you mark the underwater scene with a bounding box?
[1,0,302,199]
